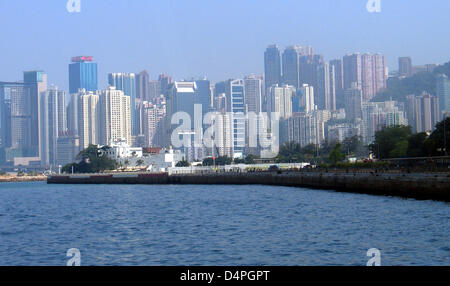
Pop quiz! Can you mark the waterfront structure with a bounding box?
[69,56,98,94]
[264,45,282,94]
[99,86,132,146]
[399,57,413,77]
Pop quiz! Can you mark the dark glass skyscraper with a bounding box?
[264,45,282,94]
[282,46,300,89]
[69,56,98,94]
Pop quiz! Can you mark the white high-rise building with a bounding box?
[225,79,246,158]
[269,84,294,119]
[40,86,66,168]
[77,90,100,149]
[244,75,263,113]
[99,86,132,146]
[299,84,316,113]
[141,101,166,147]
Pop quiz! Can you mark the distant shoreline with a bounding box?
[0,176,47,183]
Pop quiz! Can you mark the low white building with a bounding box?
[102,139,143,159]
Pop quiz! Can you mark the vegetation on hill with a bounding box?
[373,61,450,102]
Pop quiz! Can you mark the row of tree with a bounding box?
[370,117,450,159]
[276,136,368,165]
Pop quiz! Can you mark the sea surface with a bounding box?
[0,182,448,266]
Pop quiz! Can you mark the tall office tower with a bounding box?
[264,45,282,95]
[99,86,132,146]
[298,46,314,57]
[39,86,66,167]
[77,90,100,149]
[361,53,375,100]
[56,133,80,167]
[67,93,80,136]
[372,54,387,96]
[215,93,227,113]
[437,74,450,116]
[209,111,234,158]
[149,80,162,100]
[0,81,35,163]
[158,74,172,97]
[344,83,363,121]
[399,57,413,77]
[195,78,212,114]
[330,59,344,109]
[244,75,263,113]
[282,46,301,89]
[297,84,315,113]
[225,79,246,158]
[141,101,166,147]
[166,81,200,160]
[269,84,294,119]
[299,54,324,87]
[214,81,226,107]
[24,71,48,160]
[136,70,150,102]
[316,63,335,111]
[406,95,419,132]
[343,53,362,91]
[108,73,138,136]
[69,56,98,94]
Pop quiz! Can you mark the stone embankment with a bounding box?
[47,172,450,202]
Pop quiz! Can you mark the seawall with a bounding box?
[47,172,450,202]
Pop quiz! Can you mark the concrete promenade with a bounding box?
[47,171,450,202]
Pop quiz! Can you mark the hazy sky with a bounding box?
[0,0,448,90]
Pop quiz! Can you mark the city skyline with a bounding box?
[0,0,449,90]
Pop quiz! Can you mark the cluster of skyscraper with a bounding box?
[0,49,449,170]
